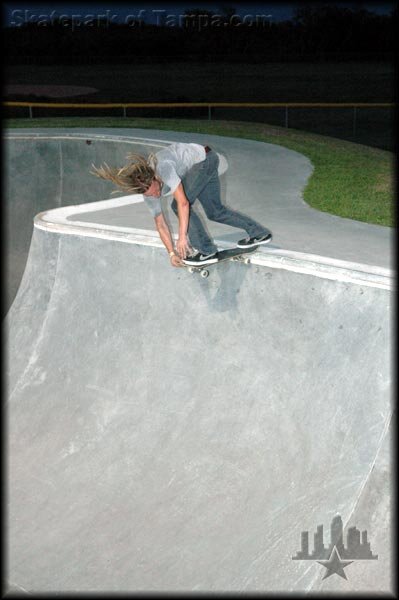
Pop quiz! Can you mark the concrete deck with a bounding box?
[5,128,394,594]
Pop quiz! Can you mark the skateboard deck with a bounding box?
[183,246,258,278]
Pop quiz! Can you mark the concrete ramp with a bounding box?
[6,222,393,593]
[4,132,178,313]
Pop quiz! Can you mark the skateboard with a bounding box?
[183,246,258,278]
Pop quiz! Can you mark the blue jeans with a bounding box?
[171,150,269,255]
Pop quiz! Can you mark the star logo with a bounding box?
[293,515,378,581]
[317,546,353,580]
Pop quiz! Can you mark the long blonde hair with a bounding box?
[90,152,158,194]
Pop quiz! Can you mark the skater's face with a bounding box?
[143,177,162,197]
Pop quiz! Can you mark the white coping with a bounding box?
[35,204,393,291]
[9,131,393,291]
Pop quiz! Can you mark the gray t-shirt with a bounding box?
[143,142,206,217]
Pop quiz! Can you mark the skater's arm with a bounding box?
[154,213,182,267]
[173,184,191,259]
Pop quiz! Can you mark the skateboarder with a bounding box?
[91,142,272,268]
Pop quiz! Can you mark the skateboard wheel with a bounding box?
[188,267,195,273]
[244,258,251,264]
[200,269,209,278]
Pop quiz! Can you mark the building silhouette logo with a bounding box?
[292,514,378,580]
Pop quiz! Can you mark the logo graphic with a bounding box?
[292,514,378,580]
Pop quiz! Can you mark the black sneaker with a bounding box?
[237,233,272,249]
[182,251,219,266]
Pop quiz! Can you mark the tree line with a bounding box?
[4,5,396,64]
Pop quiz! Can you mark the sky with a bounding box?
[3,2,396,26]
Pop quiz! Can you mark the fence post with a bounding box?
[353,106,357,138]
[208,105,212,120]
[29,105,33,119]
[285,105,289,128]
[123,106,127,118]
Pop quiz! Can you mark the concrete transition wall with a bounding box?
[4,135,160,311]
[6,224,393,593]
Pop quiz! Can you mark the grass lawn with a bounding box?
[5,117,395,227]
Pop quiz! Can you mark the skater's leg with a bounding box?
[198,163,270,238]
